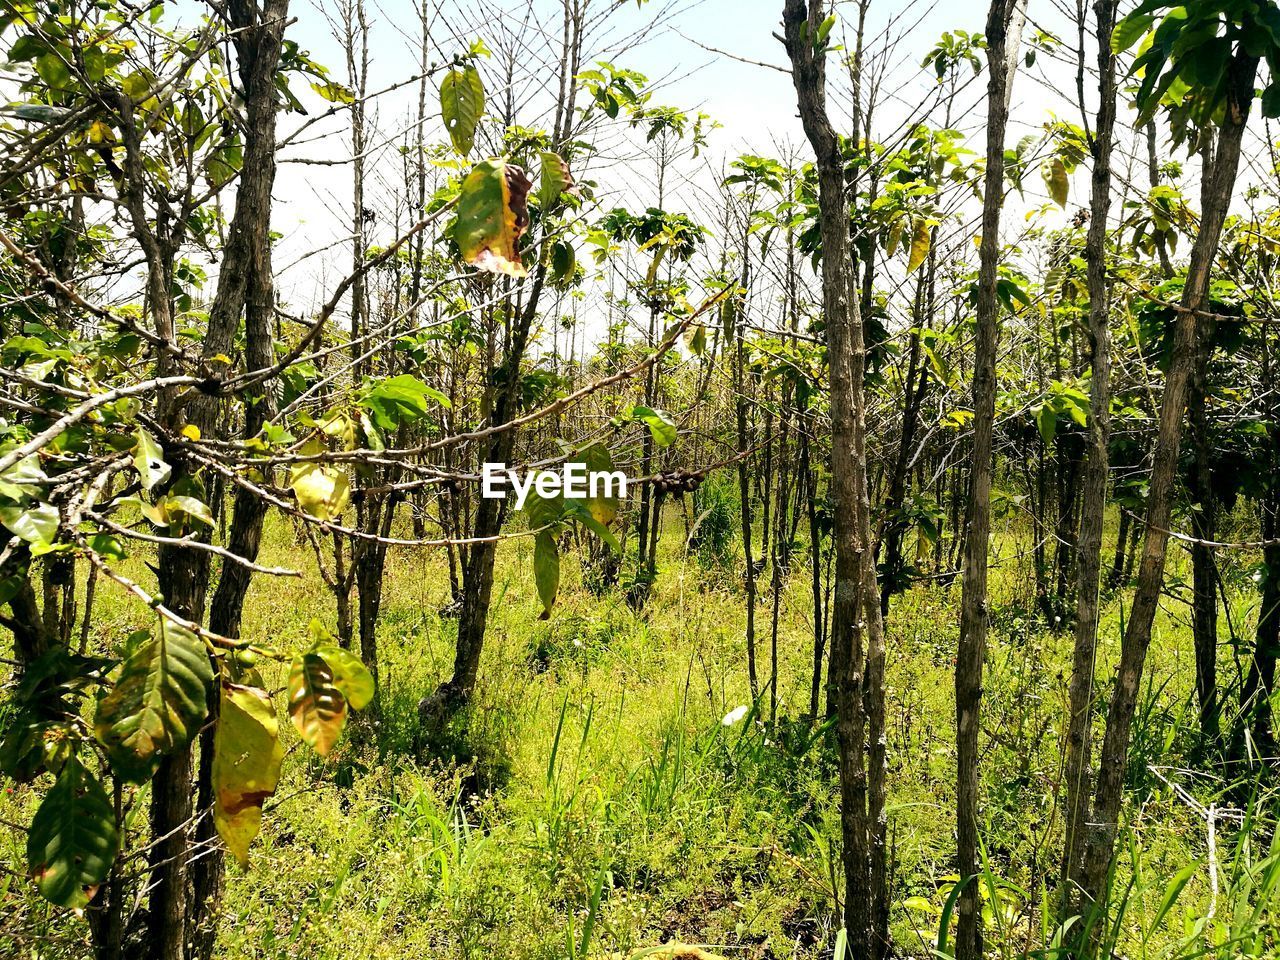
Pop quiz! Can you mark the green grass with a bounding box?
[2,506,1278,959]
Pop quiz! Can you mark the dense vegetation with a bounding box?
[2,0,1280,958]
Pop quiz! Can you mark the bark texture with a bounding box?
[1059,0,1116,916]
[954,3,1025,956]
[1078,46,1260,931]
[781,2,890,954]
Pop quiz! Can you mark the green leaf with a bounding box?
[361,374,449,430]
[440,65,484,156]
[205,134,243,189]
[995,276,1032,313]
[0,503,58,548]
[1036,401,1058,446]
[815,13,836,48]
[213,683,283,868]
[87,532,126,561]
[132,428,170,493]
[630,405,677,447]
[1146,861,1199,939]
[0,574,22,606]
[35,51,71,90]
[159,494,214,528]
[287,653,347,756]
[562,498,621,553]
[94,620,213,782]
[533,530,560,618]
[538,150,574,208]
[549,239,576,284]
[453,159,532,277]
[1261,80,1280,119]
[0,454,48,502]
[1111,12,1154,53]
[312,646,375,711]
[27,758,118,908]
[935,876,970,956]
[688,323,706,356]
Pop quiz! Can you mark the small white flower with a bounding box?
[721,705,749,726]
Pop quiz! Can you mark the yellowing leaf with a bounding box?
[87,120,114,144]
[288,439,350,521]
[292,466,349,520]
[453,159,532,277]
[1043,156,1069,208]
[312,646,375,711]
[180,424,201,441]
[310,80,355,104]
[578,442,619,526]
[287,653,347,756]
[885,218,904,258]
[213,683,283,868]
[907,219,931,273]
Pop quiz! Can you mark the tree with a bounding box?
[781,2,890,954]
[954,2,1026,957]
[1059,0,1118,922]
[1078,0,1276,939]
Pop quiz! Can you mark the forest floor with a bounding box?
[1,494,1264,960]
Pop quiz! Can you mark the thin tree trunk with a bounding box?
[1078,46,1260,930]
[880,267,930,616]
[1235,328,1280,767]
[737,342,759,703]
[1059,0,1116,917]
[803,422,826,721]
[782,2,890,952]
[419,273,545,726]
[1242,516,1280,758]
[1188,330,1222,750]
[1107,510,1130,588]
[734,234,759,702]
[955,4,1025,957]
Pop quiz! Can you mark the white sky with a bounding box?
[246,0,1096,316]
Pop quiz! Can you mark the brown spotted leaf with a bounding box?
[93,620,213,782]
[538,150,574,209]
[453,159,532,277]
[213,683,283,868]
[287,653,347,756]
[26,758,118,908]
